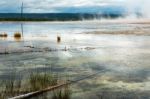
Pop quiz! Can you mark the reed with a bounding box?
[0,71,72,99]
[0,73,58,99]
[29,73,58,91]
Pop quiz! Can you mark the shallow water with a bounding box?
[0,21,150,99]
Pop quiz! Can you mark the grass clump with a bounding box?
[0,72,72,99]
[3,33,8,37]
[14,32,22,41]
[29,73,58,91]
[14,32,21,38]
[0,33,8,38]
[52,85,71,99]
[0,72,22,99]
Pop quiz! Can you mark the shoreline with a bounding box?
[0,19,150,24]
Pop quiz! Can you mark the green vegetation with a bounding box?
[0,72,71,99]
[0,13,123,21]
[52,85,71,99]
[0,18,79,21]
[29,73,58,91]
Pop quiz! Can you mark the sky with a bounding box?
[0,0,150,17]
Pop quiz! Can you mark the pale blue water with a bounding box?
[0,21,137,35]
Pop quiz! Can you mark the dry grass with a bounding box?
[3,33,8,37]
[14,32,21,38]
[0,33,8,38]
[14,32,22,41]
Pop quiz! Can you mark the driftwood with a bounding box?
[9,83,69,99]
[9,70,106,99]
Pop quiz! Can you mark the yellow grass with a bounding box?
[14,32,21,38]
[0,33,8,38]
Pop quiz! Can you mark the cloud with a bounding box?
[0,0,124,13]
[124,0,150,18]
[0,0,150,18]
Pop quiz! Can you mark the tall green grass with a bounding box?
[0,72,71,99]
[52,85,71,99]
[29,73,58,91]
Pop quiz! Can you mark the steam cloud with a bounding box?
[124,0,150,18]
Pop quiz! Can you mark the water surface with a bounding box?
[0,21,150,99]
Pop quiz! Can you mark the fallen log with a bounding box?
[9,83,69,99]
[9,70,106,99]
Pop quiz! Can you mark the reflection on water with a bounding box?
[0,21,150,99]
[14,37,22,42]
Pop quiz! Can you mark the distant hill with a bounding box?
[0,13,124,21]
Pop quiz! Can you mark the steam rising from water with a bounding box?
[124,0,150,18]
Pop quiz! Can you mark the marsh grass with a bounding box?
[52,85,71,99]
[0,73,22,98]
[29,73,58,91]
[0,72,60,99]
